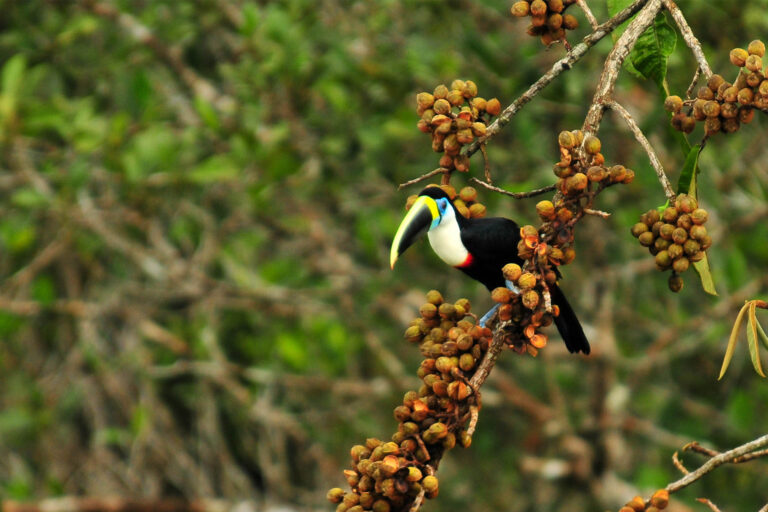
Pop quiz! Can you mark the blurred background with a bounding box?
[1,1,767,511]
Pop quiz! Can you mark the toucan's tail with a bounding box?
[549,284,590,355]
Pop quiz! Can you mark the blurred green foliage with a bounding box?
[0,1,767,511]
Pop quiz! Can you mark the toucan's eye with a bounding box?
[436,198,449,215]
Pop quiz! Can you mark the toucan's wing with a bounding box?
[458,217,521,263]
[456,217,521,290]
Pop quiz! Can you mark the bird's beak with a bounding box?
[390,195,440,269]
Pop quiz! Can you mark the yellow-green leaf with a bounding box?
[757,320,768,351]
[747,302,765,377]
[719,302,750,380]
[693,253,718,296]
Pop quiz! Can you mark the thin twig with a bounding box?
[684,441,719,458]
[469,178,556,199]
[463,0,652,157]
[467,405,480,437]
[662,0,713,79]
[583,0,662,135]
[576,0,599,30]
[732,448,768,463]
[606,101,676,201]
[584,208,611,218]
[666,434,768,493]
[398,168,447,189]
[696,498,723,512]
[685,66,702,100]
[409,488,426,512]
[672,451,690,474]
[480,143,492,183]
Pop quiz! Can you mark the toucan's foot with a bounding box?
[479,303,500,328]
[479,281,521,327]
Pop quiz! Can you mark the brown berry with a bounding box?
[707,74,725,91]
[638,231,655,247]
[485,98,501,116]
[664,95,683,113]
[651,489,670,509]
[669,274,684,292]
[730,48,749,67]
[530,0,547,15]
[583,134,601,154]
[558,130,576,148]
[536,200,556,220]
[631,222,649,238]
[511,1,531,17]
[562,13,578,30]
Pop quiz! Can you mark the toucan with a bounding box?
[390,186,590,355]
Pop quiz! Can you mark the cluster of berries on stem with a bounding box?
[631,193,711,292]
[510,0,579,45]
[328,293,491,512]
[666,39,768,136]
[416,80,501,174]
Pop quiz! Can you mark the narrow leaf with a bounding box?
[693,254,718,296]
[677,144,701,195]
[757,320,768,350]
[747,302,766,377]
[719,302,750,380]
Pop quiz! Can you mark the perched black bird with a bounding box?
[390,186,590,355]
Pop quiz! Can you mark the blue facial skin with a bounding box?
[431,197,449,230]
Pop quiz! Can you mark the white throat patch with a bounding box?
[427,206,469,267]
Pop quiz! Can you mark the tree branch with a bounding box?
[662,0,713,79]
[666,434,768,493]
[469,178,556,199]
[583,0,663,135]
[464,0,652,157]
[607,101,676,201]
[576,0,599,30]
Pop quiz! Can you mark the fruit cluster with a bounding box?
[510,0,579,45]
[666,39,767,136]
[525,131,634,267]
[488,262,557,354]
[328,293,490,512]
[631,193,711,292]
[405,184,487,219]
[616,490,670,512]
[416,80,501,173]
[554,130,635,195]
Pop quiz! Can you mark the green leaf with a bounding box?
[747,302,766,377]
[757,319,768,351]
[719,302,750,380]
[677,144,701,195]
[693,254,718,296]
[629,13,677,89]
[0,53,26,123]
[606,0,635,40]
[187,154,239,183]
[194,95,220,131]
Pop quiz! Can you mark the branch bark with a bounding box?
[464,0,652,157]
[666,434,768,493]
[583,0,663,135]
[662,0,713,79]
[607,101,676,201]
